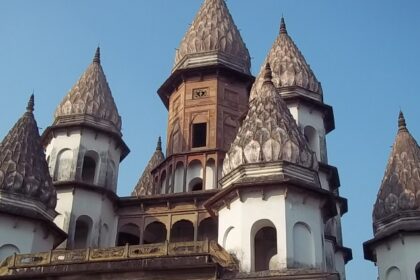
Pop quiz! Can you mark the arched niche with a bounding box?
[143,221,167,244]
[205,159,216,190]
[167,165,173,193]
[174,161,184,193]
[197,217,218,241]
[251,219,277,272]
[386,266,401,280]
[159,171,167,194]
[117,223,140,246]
[74,215,93,249]
[170,220,194,242]
[82,150,99,184]
[54,149,73,181]
[304,126,319,160]
[187,160,203,191]
[0,244,19,260]
[415,263,420,280]
[293,222,315,267]
[106,160,116,191]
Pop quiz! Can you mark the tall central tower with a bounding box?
[134,0,254,195]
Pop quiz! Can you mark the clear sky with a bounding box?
[1,0,420,279]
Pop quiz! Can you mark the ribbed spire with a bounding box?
[26,94,34,113]
[156,136,162,151]
[280,17,287,34]
[373,112,420,234]
[54,48,122,132]
[0,96,57,217]
[398,111,407,132]
[93,47,100,64]
[250,17,322,100]
[173,0,251,75]
[223,61,318,175]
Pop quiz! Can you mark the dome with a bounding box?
[223,64,318,176]
[250,18,322,100]
[0,95,57,219]
[54,47,122,133]
[373,112,420,234]
[173,0,251,75]
[133,137,165,196]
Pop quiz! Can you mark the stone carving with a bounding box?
[0,95,57,210]
[373,112,420,232]
[250,18,322,100]
[174,0,251,75]
[132,137,165,196]
[209,240,238,270]
[223,64,318,176]
[90,247,126,260]
[54,47,122,131]
[129,243,167,258]
[193,88,209,99]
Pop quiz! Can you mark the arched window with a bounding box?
[187,160,203,191]
[251,220,278,272]
[74,215,93,249]
[415,263,420,280]
[205,159,216,190]
[304,126,319,160]
[54,149,73,181]
[143,221,167,244]
[174,162,184,193]
[0,244,19,260]
[170,220,194,242]
[189,177,203,191]
[82,151,99,184]
[293,222,315,267]
[198,217,218,241]
[386,266,401,280]
[167,165,173,193]
[117,223,140,246]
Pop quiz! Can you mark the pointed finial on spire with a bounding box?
[280,16,288,34]
[398,111,407,132]
[26,94,34,113]
[156,136,162,151]
[93,47,101,64]
[263,63,273,84]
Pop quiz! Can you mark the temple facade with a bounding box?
[11,0,420,279]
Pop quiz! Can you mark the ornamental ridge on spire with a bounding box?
[173,0,251,75]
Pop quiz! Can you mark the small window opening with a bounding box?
[82,155,96,184]
[189,177,203,192]
[192,123,207,148]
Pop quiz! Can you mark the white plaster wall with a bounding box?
[218,189,287,272]
[375,234,420,280]
[54,189,74,248]
[334,251,346,280]
[287,104,326,163]
[285,192,325,269]
[205,161,216,190]
[174,164,184,193]
[0,213,55,260]
[318,171,331,191]
[69,188,118,248]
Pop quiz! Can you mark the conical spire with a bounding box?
[250,17,322,100]
[373,112,420,234]
[0,95,57,218]
[223,63,318,175]
[26,94,34,113]
[132,139,165,196]
[54,47,122,132]
[93,46,100,64]
[173,0,251,75]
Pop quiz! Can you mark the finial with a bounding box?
[26,94,34,113]
[156,136,162,151]
[398,111,407,132]
[263,63,273,84]
[280,16,287,34]
[93,47,101,64]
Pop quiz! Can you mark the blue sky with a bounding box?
[1,0,420,279]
